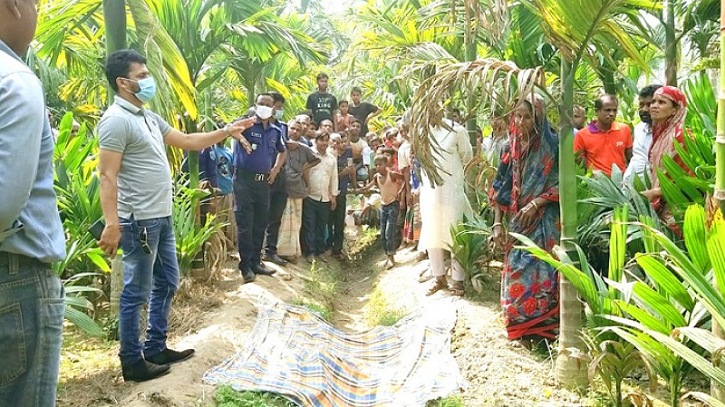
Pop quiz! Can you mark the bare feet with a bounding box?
[385,254,396,270]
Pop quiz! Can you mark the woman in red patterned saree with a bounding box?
[491,96,561,344]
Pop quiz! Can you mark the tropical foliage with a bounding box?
[28,0,725,401]
[516,203,725,406]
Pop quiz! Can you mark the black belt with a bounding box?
[236,169,269,182]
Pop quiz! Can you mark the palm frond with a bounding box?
[407,58,546,185]
[127,0,197,122]
[526,0,660,70]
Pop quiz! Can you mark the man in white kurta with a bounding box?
[418,118,473,295]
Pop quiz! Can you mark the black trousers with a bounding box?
[234,171,270,269]
[326,194,347,254]
[302,197,330,256]
[265,174,288,256]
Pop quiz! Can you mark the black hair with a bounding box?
[269,91,285,104]
[350,118,362,125]
[639,84,663,99]
[316,73,329,81]
[256,92,273,103]
[105,49,147,92]
[339,100,349,106]
[594,94,618,111]
[351,87,362,95]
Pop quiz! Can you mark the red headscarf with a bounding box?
[648,86,688,190]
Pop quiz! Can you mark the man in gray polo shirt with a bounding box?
[97,49,252,383]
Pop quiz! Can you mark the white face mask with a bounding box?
[255,105,274,120]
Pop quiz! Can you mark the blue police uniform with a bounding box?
[233,120,285,274]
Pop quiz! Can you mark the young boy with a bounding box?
[355,155,404,269]
[379,146,399,172]
[336,100,352,132]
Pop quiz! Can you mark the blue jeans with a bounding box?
[118,216,180,366]
[0,252,64,406]
[380,201,400,255]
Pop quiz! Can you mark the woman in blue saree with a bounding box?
[491,96,560,343]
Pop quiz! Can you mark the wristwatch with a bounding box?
[223,123,232,136]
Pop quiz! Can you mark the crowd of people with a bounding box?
[0,0,695,400]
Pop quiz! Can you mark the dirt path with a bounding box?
[333,246,584,407]
[58,244,588,407]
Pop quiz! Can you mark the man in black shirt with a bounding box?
[348,86,382,136]
[306,72,338,129]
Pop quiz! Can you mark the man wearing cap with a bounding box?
[233,93,287,282]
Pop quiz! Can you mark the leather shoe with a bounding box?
[145,348,195,365]
[122,359,170,382]
[252,262,276,276]
[241,267,256,283]
[263,253,288,265]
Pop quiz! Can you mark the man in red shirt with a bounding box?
[574,94,633,176]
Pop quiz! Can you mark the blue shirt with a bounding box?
[199,148,217,186]
[336,148,353,194]
[0,40,65,262]
[208,145,234,195]
[233,120,286,173]
[276,121,288,141]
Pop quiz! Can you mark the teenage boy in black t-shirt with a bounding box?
[306,72,338,129]
[348,86,382,136]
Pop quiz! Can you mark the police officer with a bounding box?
[234,93,287,282]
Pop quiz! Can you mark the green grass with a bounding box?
[58,327,118,381]
[365,284,407,327]
[376,309,407,326]
[426,395,465,407]
[290,298,333,321]
[304,261,341,297]
[347,226,380,259]
[214,385,294,407]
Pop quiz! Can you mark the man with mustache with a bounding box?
[574,94,633,176]
[624,84,662,183]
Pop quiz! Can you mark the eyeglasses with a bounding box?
[139,227,151,254]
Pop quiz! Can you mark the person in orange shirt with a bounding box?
[573,94,633,176]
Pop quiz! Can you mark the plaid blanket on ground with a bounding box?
[202,300,466,406]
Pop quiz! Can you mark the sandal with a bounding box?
[426,276,448,296]
[417,273,433,283]
[449,281,465,297]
